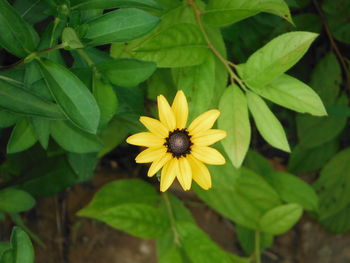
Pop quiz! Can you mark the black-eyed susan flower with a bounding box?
[126,90,226,192]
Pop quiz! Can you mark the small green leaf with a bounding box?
[30,118,50,149]
[320,204,350,234]
[50,121,102,153]
[0,79,65,120]
[132,23,210,67]
[0,110,18,128]
[62,27,84,49]
[243,32,318,87]
[218,85,250,168]
[67,153,97,182]
[255,74,327,116]
[7,118,37,154]
[246,91,290,152]
[259,204,303,235]
[39,59,100,134]
[93,77,118,128]
[0,0,39,57]
[0,188,35,213]
[84,8,160,46]
[97,58,156,87]
[203,0,293,27]
[10,227,35,263]
[244,150,274,176]
[71,0,161,10]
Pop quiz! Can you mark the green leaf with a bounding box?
[310,52,341,105]
[246,91,290,152]
[97,58,156,87]
[71,0,161,10]
[236,225,273,255]
[92,77,118,128]
[320,204,350,234]
[39,59,100,133]
[7,118,37,154]
[9,227,34,263]
[288,140,338,173]
[0,242,10,258]
[255,74,327,116]
[296,95,347,149]
[0,79,65,119]
[194,166,281,229]
[242,32,318,87]
[78,179,167,238]
[0,110,19,128]
[0,0,39,57]
[0,188,35,213]
[264,172,319,212]
[147,69,177,101]
[172,53,216,122]
[260,204,303,235]
[62,27,84,49]
[84,8,160,46]
[314,148,350,219]
[67,152,97,182]
[132,23,210,67]
[50,121,102,153]
[203,0,293,27]
[219,85,250,168]
[244,150,274,176]
[30,118,50,149]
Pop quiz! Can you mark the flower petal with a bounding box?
[135,147,167,163]
[191,145,226,165]
[140,116,169,138]
[191,129,227,146]
[147,153,172,177]
[126,132,165,147]
[177,157,192,191]
[171,90,188,129]
[188,109,220,135]
[187,155,211,190]
[160,158,177,192]
[158,95,176,131]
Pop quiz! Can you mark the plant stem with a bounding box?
[312,0,350,93]
[187,0,246,89]
[162,193,180,245]
[254,230,261,263]
[77,49,95,68]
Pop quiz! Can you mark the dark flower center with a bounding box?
[165,129,192,157]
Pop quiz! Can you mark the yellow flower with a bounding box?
[126,90,226,192]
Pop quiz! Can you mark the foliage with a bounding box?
[0,0,349,261]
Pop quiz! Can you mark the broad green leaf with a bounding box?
[67,153,97,182]
[0,242,10,258]
[0,79,65,119]
[39,59,100,133]
[244,150,274,176]
[172,53,216,122]
[314,148,350,219]
[203,0,292,27]
[78,179,166,238]
[132,23,210,67]
[310,52,341,105]
[296,95,347,149]
[97,58,156,87]
[92,77,118,128]
[218,85,250,168]
[243,32,318,87]
[50,121,102,153]
[264,172,319,212]
[246,92,290,152]
[320,204,350,234]
[235,225,273,255]
[9,227,34,263]
[30,118,50,149]
[71,0,161,10]
[13,0,50,24]
[288,140,338,173]
[0,110,18,128]
[255,74,327,116]
[62,27,84,49]
[259,204,303,235]
[194,166,281,229]
[0,188,35,213]
[7,119,37,154]
[147,69,177,101]
[84,8,160,46]
[0,0,39,57]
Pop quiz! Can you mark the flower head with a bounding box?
[126,90,226,192]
